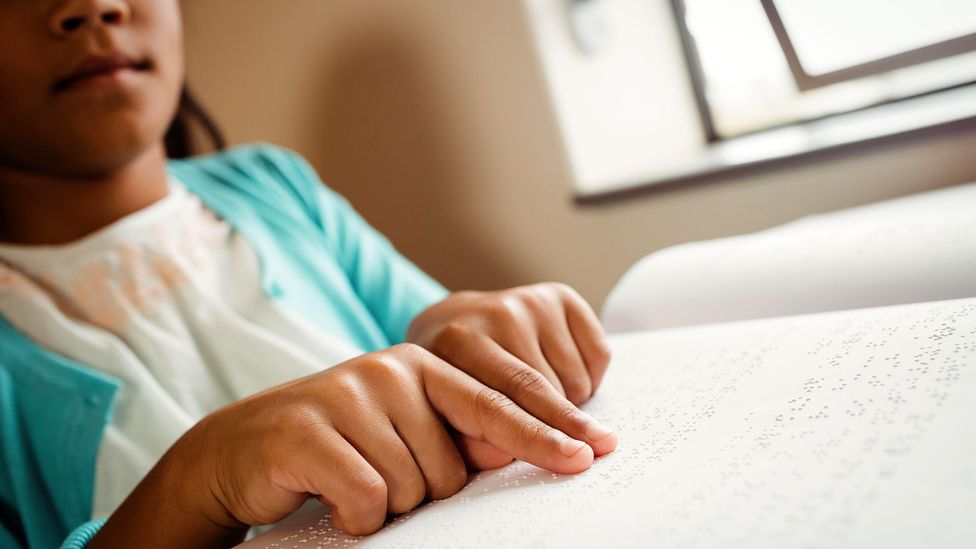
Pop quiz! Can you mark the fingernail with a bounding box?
[585,421,614,441]
[558,436,587,457]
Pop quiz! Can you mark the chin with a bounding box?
[36,82,178,177]
[34,137,158,180]
[49,118,166,177]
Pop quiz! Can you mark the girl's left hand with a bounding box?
[407,283,615,469]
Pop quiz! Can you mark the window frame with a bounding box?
[758,0,976,91]
[671,0,976,141]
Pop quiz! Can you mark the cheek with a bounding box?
[0,65,60,172]
[131,1,185,130]
[134,0,185,93]
[156,1,185,79]
[0,82,54,171]
[0,26,49,126]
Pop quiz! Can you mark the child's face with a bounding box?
[0,0,184,178]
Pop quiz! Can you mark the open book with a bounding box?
[239,185,976,548]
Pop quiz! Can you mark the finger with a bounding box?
[333,419,427,516]
[299,430,388,536]
[559,287,613,393]
[479,331,567,398]
[388,391,470,501]
[539,323,593,406]
[508,289,585,402]
[442,338,616,457]
[420,354,605,474]
[452,430,514,471]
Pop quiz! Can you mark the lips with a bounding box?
[53,52,152,92]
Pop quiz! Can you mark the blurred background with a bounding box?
[178,0,976,309]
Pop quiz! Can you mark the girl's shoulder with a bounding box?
[167,141,321,196]
[166,141,339,231]
[168,141,316,183]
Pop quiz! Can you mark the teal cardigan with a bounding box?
[0,143,449,548]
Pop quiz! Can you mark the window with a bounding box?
[674,0,976,139]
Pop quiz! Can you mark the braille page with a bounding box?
[603,182,976,332]
[238,297,976,549]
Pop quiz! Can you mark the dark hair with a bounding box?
[164,83,226,159]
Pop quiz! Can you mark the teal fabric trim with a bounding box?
[0,316,119,549]
[59,519,106,549]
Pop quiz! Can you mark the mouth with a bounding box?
[53,53,153,93]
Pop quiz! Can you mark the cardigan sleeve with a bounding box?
[263,146,450,344]
[59,519,106,549]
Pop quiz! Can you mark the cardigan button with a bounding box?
[85,394,102,407]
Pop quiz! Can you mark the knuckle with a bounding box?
[552,401,583,425]
[329,374,365,403]
[372,344,434,380]
[428,466,468,500]
[544,281,574,298]
[505,366,548,397]
[510,284,537,299]
[592,342,613,369]
[490,296,522,321]
[474,387,517,425]
[351,473,388,511]
[388,474,426,515]
[271,405,321,438]
[389,342,438,369]
[387,342,425,360]
[436,321,472,349]
[368,353,407,382]
[516,417,552,446]
[517,286,552,311]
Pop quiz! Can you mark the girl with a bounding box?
[0,1,617,547]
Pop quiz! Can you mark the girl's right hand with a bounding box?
[91,343,611,547]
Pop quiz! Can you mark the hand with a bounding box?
[407,283,617,468]
[92,344,610,547]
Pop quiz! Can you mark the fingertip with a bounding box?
[590,431,618,457]
[553,437,594,474]
[582,420,618,456]
[582,418,613,441]
[558,437,588,458]
[332,506,384,537]
[331,508,345,532]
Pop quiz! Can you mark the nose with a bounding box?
[49,0,131,37]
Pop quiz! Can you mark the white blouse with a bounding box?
[0,177,363,519]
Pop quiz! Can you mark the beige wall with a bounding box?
[180,0,976,309]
